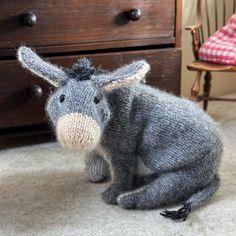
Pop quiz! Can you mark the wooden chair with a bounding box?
[186,0,236,110]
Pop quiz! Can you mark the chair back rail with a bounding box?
[197,0,236,45]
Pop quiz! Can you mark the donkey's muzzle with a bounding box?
[56,113,101,151]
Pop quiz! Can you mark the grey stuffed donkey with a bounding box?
[17,46,222,221]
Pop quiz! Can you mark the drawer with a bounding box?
[0,0,175,53]
[0,48,180,129]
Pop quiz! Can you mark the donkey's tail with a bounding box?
[161,175,220,221]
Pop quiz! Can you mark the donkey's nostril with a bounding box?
[56,113,101,151]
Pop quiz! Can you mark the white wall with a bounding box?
[181,0,236,97]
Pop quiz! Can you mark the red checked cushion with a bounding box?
[199,13,236,65]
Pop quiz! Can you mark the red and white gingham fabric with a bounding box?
[199,13,236,65]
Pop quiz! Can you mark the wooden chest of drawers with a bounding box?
[0,0,182,139]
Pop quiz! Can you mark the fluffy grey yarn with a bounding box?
[17,46,222,221]
[101,84,222,220]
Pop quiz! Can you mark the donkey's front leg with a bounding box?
[85,151,110,183]
[102,152,135,205]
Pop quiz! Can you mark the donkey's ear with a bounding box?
[92,60,150,91]
[17,46,69,87]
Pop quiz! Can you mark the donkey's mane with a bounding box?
[66,58,106,81]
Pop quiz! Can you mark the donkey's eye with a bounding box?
[94,96,100,104]
[59,94,65,103]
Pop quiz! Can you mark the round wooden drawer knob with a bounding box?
[128,9,142,21]
[22,12,37,27]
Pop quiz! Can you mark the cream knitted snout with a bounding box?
[56,113,101,151]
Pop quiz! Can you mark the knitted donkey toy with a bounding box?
[17,46,222,221]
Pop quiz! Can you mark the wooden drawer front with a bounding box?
[0,0,175,52]
[0,48,180,129]
[0,60,52,129]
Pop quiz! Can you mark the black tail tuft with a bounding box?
[160,203,191,222]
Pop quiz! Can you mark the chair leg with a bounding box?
[190,71,202,102]
[203,71,212,111]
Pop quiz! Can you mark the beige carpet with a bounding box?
[0,99,236,236]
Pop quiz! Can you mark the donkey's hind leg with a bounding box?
[118,170,196,209]
[118,171,219,221]
[118,169,214,221]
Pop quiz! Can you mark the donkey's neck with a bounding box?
[107,86,135,116]
[101,86,138,152]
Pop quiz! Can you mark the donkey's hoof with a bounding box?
[101,187,121,205]
[117,193,137,209]
[88,174,108,183]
